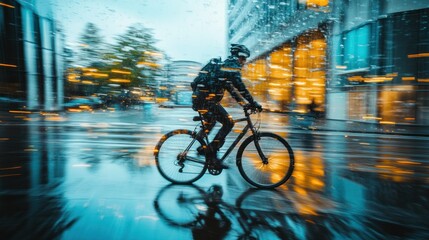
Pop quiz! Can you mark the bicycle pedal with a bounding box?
[218,163,229,169]
[210,161,229,170]
[208,167,222,175]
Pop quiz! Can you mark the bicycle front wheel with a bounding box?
[154,184,206,227]
[237,132,294,189]
[154,129,207,184]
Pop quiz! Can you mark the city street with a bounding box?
[1,104,429,239]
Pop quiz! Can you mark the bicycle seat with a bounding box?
[193,116,203,121]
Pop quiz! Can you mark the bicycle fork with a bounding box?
[246,118,269,165]
[252,134,269,164]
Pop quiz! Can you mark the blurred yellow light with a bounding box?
[292,109,306,114]
[397,160,420,165]
[0,63,17,67]
[294,186,308,196]
[363,77,393,83]
[111,69,131,74]
[137,61,160,68]
[40,112,58,116]
[82,80,97,85]
[140,96,153,101]
[386,72,398,77]
[155,97,168,103]
[0,3,15,8]
[109,78,130,83]
[67,108,83,112]
[408,53,429,58]
[362,115,382,120]
[9,110,31,114]
[82,68,98,72]
[144,51,163,57]
[380,121,396,125]
[83,72,108,78]
[45,116,66,122]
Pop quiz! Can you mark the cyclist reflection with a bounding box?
[154,184,291,240]
[190,185,231,239]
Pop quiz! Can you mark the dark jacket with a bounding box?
[192,56,255,110]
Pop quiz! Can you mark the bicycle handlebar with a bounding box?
[242,103,263,114]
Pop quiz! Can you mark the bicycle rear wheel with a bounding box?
[154,129,207,184]
[237,132,294,189]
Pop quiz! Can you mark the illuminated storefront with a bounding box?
[229,0,429,125]
[242,30,327,114]
[229,0,330,114]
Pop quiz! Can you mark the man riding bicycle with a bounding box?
[191,44,262,168]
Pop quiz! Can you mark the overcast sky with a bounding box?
[52,0,227,63]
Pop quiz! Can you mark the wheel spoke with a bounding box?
[237,133,294,188]
[155,130,207,184]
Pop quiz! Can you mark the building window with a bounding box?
[343,24,370,70]
[298,0,329,9]
[380,8,429,83]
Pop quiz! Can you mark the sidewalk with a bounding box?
[288,115,429,137]
[223,106,429,137]
[1,108,428,137]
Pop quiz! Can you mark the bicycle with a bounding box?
[153,104,295,189]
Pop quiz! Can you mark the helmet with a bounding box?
[230,44,250,58]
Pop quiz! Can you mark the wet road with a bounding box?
[1,105,428,239]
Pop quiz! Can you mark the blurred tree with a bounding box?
[106,23,162,88]
[74,23,110,96]
[78,22,104,66]
[67,22,164,98]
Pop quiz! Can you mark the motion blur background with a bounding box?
[0,0,428,125]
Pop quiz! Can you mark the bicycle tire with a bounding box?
[154,129,207,184]
[236,132,294,189]
[154,184,206,227]
[236,189,292,240]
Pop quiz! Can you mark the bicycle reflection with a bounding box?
[153,183,429,240]
[153,184,294,240]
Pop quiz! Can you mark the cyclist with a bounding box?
[191,44,262,168]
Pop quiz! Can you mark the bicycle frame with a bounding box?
[194,107,266,164]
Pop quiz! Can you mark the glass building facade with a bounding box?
[0,0,64,111]
[228,0,429,125]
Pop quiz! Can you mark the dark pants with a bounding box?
[201,103,234,151]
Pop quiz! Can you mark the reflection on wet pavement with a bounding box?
[1,108,429,239]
